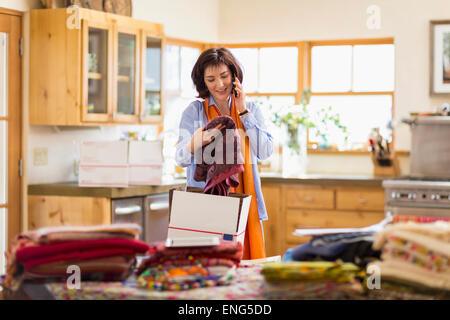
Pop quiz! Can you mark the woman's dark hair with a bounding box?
[191,47,243,99]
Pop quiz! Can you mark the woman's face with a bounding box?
[203,63,233,102]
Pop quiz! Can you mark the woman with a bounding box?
[175,47,273,259]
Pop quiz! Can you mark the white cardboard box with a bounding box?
[128,140,163,185]
[78,164,128,187]
[128,140,163,165]
[80,141,128,165]
[79,140,129,187]
[129,164,163,185]
[167,188,251,244]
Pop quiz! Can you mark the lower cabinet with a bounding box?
[28,195,111,229]
[261,183,386,257]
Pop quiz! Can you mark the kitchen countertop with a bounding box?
[259,173,398,187]
[28,174,395,199]
[28,179,187,199]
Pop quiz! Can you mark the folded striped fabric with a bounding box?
[368,221,450,292]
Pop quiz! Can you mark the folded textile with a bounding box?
[24,224,142,244]
[138,241,243,275]
[261,261,362,283]
[16,238,150,264]
[193,116,244,196]
[290,232,380,267]
[148,240,243,260]
[263,279,363,300]
[373,221,450,250]
[392,215,450,225]
[368,221,450,292]
[23,255,135,282]
[139,256,238,270]
[137,265,236,291]
[3,224,149,291]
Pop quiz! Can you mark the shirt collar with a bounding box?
[208,94,232,109]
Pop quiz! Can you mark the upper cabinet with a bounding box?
[30,8,164,126]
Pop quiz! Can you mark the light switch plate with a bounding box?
[33,147,48,166]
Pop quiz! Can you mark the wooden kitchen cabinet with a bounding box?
[261,180,386,257]
[30,8,164,126]
[28,195,111,229]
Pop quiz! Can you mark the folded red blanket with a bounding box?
[16,238,151,263]
[148,240,243,259]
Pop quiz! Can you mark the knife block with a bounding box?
[371,153,400,177]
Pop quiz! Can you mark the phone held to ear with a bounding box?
[232,73,238,97]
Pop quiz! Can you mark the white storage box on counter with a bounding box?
[79,141,129,187]
[167,187,251,244]
[80,140,128,165]
[128,140,163,185]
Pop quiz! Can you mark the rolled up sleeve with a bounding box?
[175,103,200,168]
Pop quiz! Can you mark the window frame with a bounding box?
[163,38,395,154]
[307,38,395,153]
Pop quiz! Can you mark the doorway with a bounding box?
[0,9,22,274]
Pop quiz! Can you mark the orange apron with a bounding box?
[203,96,266,260]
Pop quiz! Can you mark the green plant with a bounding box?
[267,89,348,154]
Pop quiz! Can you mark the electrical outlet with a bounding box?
[33,147,48,166]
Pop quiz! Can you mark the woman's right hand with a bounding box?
[187,124,225,154]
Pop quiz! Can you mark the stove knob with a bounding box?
[431,194,441,200]
[408,193,416,200]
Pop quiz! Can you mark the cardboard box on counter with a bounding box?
[79,164,128,187]
[80,140,128,165]
[79,141,128,187]
[129,164,163,185]
[167,187,251,244]
[128,140,163,185]
[128,140,163,164]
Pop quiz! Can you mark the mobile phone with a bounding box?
[231,73,238,97]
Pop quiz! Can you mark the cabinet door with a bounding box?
[113,25,140,123]
[140,33,163,123]
[81,19,113,122]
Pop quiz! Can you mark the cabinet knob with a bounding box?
[358,198,367,204]
[304,196,313,202]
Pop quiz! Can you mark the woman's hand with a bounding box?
[187,123,225,154]
[233,77,247,114]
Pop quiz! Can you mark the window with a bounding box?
[309,41,395,151]
[229,45,299,170]
[162,40,202,177]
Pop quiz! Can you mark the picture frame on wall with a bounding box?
[430,20,450,95]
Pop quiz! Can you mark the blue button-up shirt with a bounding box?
[175,95,273,220]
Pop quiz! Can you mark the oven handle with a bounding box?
[114,205,142,215]
[148,201,169,211]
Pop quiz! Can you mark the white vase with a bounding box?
[281,125,307,177]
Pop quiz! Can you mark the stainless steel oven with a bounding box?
[383,179,450,217]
